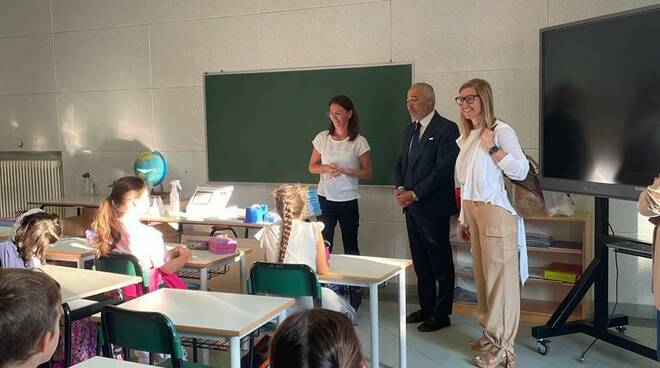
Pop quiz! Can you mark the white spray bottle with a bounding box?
[169,180,182,215]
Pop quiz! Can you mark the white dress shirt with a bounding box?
[416,110,435,139]
[455,120,530,284]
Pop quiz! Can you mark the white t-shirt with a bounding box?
[115,217,169,272]
[255,219,324,268]
[312,131,370,201]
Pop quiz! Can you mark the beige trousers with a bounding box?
[463,200,520,350]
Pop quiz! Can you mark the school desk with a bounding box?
[166,240,254,292]
[46,237,96,268]
[28,195,105,215]
[319,254,413,368]
[71,356,152,367]
[0,226,10,241]
[42,265,142,367]
[99,288,294,368]
[142,212,266,238]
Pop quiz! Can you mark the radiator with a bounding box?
[0,160,64,218]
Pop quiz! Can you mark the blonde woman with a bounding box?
[255,184,356,320]
[638,175,660,359]
[454,79,529,368]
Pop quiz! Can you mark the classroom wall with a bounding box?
[0,0,658,312]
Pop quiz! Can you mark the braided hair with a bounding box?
[273,184,307,263]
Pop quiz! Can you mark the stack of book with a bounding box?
[527,232,553,248]
[544,262,582,283]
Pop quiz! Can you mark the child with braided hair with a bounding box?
[256,184,356,321]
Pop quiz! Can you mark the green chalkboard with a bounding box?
[205,64,412,185]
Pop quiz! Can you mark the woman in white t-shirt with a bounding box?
[308,95,372,256]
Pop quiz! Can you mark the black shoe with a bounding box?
[406,310,427,324]
[417,315,451,332]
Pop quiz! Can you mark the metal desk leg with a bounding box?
[230,336,241,368]
[77,258,84,269]
[200,268,208,291]
[240,254,248,294]
[369,283,379,367]
[278,309,287,324]
[399,271,407,368]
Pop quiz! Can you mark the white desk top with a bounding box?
[72,357,152,367]
[41,265,141,303]
[319,254,413,285]
[109,288,294,337]
[142,212,267,229]
[27,195,106,208]
[46,238,96,261]
[0,226,10,241]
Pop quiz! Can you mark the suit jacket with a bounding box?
[394,111,460,218]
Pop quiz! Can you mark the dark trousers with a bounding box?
[406,211,455,318]
[318,196,360,255]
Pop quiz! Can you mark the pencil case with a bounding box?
[208,236,238,254]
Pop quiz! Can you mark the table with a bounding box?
[72,356,152,367]
[42,265,142,303]
[100,288,294,368]
[143,212,267,238]
[42,265,142,367]
[166,240,254,292]
[318,254,413,368]
[0,226,10,241]
[46,238,96,268]
[28,195,105,215]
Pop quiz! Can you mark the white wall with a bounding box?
[0,0,658,309]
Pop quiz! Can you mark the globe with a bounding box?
[133,150,168,186]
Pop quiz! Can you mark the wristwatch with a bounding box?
[488,145,500,155]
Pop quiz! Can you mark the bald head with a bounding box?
[406,83,436,121]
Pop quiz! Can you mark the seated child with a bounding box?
[0,268,62,368]
[269,309,365,368]
[90,176,191,291]
[255,184,356,321]
[0,210,61,269]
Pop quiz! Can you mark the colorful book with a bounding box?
[544,262,582,283]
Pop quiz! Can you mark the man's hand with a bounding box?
[395,187,415,208]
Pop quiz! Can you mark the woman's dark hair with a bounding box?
[328,95,360,141]
[269,309,364,368]
[91,176,147,256]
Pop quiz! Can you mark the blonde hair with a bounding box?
[13,213,62,264]
[458,79,496,142]
[273,184,307,263]
[91,176,147,257]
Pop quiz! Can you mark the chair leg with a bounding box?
[192,338,198,363]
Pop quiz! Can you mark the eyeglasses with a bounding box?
[455,95,480,105]
[327,112,345,119]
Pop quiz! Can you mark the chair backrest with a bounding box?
[95,252,149,291]
[248,262,322,308]
[101,305,184,367]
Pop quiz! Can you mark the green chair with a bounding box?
[95,252,149,294]
[245,262,323,367]
[247,262,323,307]
[100,305,214,368]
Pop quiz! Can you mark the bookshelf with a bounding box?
[452,212,593,324]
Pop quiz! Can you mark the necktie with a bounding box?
[404,122,421,188]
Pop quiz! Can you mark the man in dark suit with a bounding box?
[394,82,459,332]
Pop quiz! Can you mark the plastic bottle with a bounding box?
[169,180,182,215]
[81,172,94,196]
